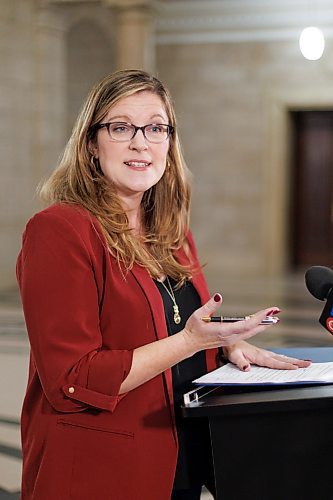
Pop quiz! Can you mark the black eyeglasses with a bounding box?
[94,122,174,144]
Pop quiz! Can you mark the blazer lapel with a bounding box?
[175,245,210,304]
[130,263,169,342]
[130,263,177,442]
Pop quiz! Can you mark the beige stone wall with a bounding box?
[1,0,333,291]
[0,0,115,289]
[0,0,41,289]
[156,39,333,283]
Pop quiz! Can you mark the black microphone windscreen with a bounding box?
[305,266,333,301]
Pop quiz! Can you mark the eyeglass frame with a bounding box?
[92,121,175,143]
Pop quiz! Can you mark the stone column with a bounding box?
[105,0,156,72]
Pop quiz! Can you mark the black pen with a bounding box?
[201,316,279,325]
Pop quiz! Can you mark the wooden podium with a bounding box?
[182,348,333,500]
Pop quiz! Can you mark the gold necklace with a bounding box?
[159,277,181,325]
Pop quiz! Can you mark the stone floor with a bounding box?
[0,271,330,499]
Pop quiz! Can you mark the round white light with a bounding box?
[299,26,325,60]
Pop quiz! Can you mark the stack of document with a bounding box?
[194,362,333,386]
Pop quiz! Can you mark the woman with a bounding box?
[17,70,309,500]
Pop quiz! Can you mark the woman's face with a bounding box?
[91,91,170,207]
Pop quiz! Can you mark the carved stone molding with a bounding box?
[156,0,333,44]
[105,0,154,7]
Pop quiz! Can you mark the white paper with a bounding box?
[194,362,333,386]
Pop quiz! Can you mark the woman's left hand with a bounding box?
[222,340,311,372]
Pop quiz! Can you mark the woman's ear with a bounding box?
[88,140,99,159]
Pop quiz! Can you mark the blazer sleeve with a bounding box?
[16,211,133,413]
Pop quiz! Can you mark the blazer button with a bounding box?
[68,387,75,394]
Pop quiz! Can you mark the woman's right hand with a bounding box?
[182,293,280,355]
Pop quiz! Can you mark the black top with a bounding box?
[154,277,213,490]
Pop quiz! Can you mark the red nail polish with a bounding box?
[242,365,249,371]
[214,293,221,302]
[268,308,281,316]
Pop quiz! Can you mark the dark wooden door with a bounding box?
[290,111,333,268]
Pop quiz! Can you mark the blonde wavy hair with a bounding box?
[40,69,195,283]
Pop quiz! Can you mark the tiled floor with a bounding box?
[0,271,329,499]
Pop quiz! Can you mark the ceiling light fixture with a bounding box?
[299,26,325,60]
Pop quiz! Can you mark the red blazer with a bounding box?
[17,203,218,500]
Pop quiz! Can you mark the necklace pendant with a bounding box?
[173,305,181,325]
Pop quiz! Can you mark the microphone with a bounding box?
[305,266,333,334]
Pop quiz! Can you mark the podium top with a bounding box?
[182,347,333,418]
